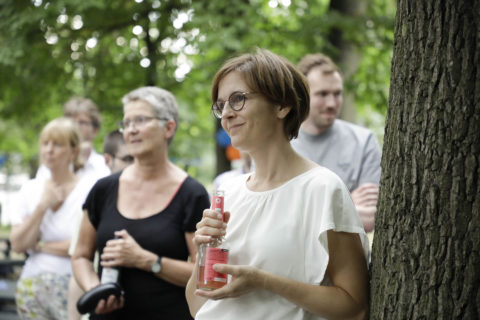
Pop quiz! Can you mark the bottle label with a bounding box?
[100,267,119,284]
[204,247,229,283]
[212,194,225,220]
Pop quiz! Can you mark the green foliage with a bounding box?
[0,0,395,185]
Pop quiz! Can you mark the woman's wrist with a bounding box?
[138,249,157,271]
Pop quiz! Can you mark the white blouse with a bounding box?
[196,166,369,320]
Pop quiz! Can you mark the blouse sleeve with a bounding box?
[317,175,370,264]
[304,171,370,284]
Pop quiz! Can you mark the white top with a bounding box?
[291,119,381,191]
[11,176,96,278]
[35,150,110,181]
[196,166,369,320]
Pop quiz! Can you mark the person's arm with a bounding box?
[9,202,48,253]
[72,210,100,292]
[350,183,379,232]
[100,229,197,287]
[353,133,382,232]
[36,239,71,257]
[186,254,206,316]
[9,180,64,253]
[196,230,368,320]
[72,210,124,315]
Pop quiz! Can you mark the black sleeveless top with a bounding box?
[83,171,210,319]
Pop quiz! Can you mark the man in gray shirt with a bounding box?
[291,53,381,232]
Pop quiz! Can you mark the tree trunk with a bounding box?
[328,0,367,123]
[370,0,480,319]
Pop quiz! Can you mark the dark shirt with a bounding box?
[83,172,210,320]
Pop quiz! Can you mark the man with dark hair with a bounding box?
[291,53,382,233]
[103,129,133,173]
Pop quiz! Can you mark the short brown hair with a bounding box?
[297,53,340,77]
[63,97,102,130]
[211,49,310,140]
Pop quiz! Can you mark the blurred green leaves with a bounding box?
[0,0,395,186]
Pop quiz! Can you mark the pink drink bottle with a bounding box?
[197,190,229,290]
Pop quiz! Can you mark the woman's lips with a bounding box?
[228,123,244,132]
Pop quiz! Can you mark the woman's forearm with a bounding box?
[261,270,367,320]
[72,257,100,292]
[10,203,48,253]
[158,257,195,287]
[185,255,207,317]
[38,239,71,257]
[132,249,196,287]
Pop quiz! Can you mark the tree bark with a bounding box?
[370,0,480,319]
[328,0,367,123]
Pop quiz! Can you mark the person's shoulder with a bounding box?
[182,176,209,195]
[89,171,120,191]
[335,119,377,142]
[77,171,108,190]
[300,166,346,190]
[336,119,376,138]
[19,177,44,193]
[335,119,373,135]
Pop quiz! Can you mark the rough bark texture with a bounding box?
[370,0,480,319]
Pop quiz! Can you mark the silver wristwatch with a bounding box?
[151,256,162,273]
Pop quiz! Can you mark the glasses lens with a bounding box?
[212,102,223,119]
[229,92,245,111]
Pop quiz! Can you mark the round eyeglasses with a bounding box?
[118,116,169,132]
[211,91,254,119]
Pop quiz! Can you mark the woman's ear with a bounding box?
[164,120,177,140]
[276,105,292,120]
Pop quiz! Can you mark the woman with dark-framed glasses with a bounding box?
[72,86,210,319]
[186,49,369,319]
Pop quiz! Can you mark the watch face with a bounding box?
[151,258,161,273]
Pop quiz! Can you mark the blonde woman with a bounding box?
[10,118,96,319]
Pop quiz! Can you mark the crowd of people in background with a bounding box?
[6,49,381,320]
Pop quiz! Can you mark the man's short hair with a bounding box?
[63,97,102,130]
[103,129,125,157]
[297,53,340,77]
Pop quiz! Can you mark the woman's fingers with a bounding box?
[94,294,124,315]
[197,209,226,229]
[192,208,229,247]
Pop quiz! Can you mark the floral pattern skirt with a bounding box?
[15,273,70,320]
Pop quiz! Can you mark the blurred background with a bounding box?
[0,0,395,225]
